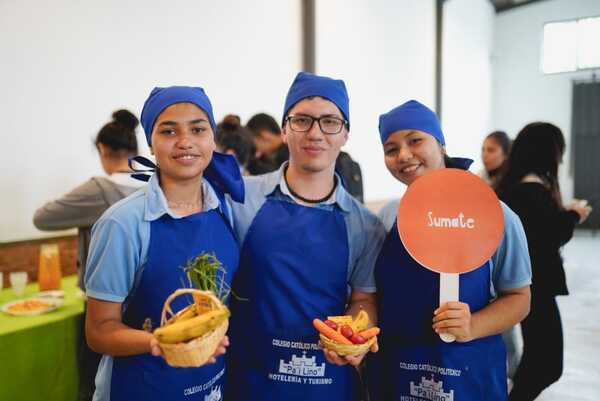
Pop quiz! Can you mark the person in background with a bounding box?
[246,112,289,175]
[216,114,256,175]
[368,100,532,401]
[84,86,244,401]
[480,130,511,188]
[226,72,385,401]
[335,150,364,203]
[480,130,520,384]
[34,109,143,288]
[33,109,144,401]
[496,122,592,401]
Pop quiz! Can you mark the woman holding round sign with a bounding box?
[367,100,532,401]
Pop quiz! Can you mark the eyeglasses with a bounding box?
[285,115,348,135]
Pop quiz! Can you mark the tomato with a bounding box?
[350,334,366,344]
[340,325,354,338]
[323,319,338,331]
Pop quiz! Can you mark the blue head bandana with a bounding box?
[378,100,445,146]
[282,72,350,128]
[141,86,217,145]
[133,86,244,203]
[378,100,473,170]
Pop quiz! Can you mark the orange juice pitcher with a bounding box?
[38,244,62,291]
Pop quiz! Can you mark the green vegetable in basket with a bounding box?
[183,253,230,302]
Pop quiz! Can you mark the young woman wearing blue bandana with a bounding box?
[226,72,386,401]
[84,86,244,401]
[368,100,532,401]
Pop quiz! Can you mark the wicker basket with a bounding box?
[319,334,376,356]
[157,288,228,368]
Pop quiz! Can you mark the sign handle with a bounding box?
[439,272,459,343]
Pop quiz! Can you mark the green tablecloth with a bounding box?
[0,275,84,401]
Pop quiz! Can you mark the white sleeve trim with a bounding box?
[86,289,126,303]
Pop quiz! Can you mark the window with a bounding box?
[542,16,600,74]
[577,17,600,70]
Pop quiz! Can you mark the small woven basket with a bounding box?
[157,288,228,368]
[319,334,376,356]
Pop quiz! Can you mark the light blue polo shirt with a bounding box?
[84,173,225,401]
[377,198,532,296]
[229,162,387,294]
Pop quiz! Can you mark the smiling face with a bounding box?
[282,97,348,174]
[150,102,216,185]
[481,137,507,172]
[383,129,445,185]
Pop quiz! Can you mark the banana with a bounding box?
[165,304,197,325]
[327,310,370,333]
[154,307,230,344]
[350,310,369,332]
[328,315,353,326]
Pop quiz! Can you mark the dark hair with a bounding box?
[496,122,566,206]
[485,130,512,156]
[95,109,139,157]
[246,113,281,136]
[216,114,255,167]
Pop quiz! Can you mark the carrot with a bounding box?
[313,319,353,345]
[357,327,380,339]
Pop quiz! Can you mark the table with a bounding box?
[0,275,84,401]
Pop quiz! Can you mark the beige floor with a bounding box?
[534,231,600,401]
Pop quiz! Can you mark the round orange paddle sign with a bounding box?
[397,169,504,274]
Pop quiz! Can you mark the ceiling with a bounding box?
[489,0,549,13]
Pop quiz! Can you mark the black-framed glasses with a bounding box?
[285,115,348,135]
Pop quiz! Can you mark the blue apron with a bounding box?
[226,198,360,401]
[367,222,507,401]
[109,207,239,401]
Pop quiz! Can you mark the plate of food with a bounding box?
[1,297,63,316]
[35,290,65,299]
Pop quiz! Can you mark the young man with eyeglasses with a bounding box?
[226,72,386,401]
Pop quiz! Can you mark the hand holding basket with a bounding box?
[154,288,230,367]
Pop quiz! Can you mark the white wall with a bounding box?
[316,0,437,202]
[0,0,301,242]
[442,0,496,173]
[314,0,495,203]
[492,0,600,201]
[0,0,521,242]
